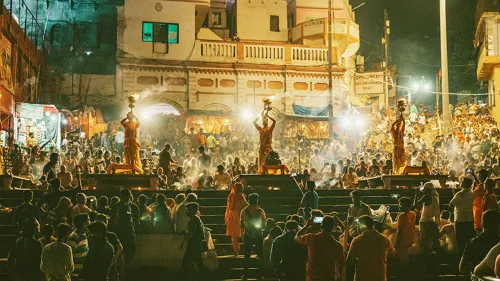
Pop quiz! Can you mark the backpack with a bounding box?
[244,208,263,238]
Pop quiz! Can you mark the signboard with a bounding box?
[0,36,14,93]
[355,72,384,95]
[20,103,44,119]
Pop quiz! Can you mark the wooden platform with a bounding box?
[86,174,158,190]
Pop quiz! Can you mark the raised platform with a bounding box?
[86,174,158,190]
[235,174,301,191]
[382,174,449,188]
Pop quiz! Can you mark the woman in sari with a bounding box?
[225,183,248,256]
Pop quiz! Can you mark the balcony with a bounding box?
[289,18,360,45]
[477,39,500,80]
[190,40,335,66]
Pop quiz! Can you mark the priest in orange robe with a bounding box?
[121,111,143,174]
[253,110,276,174]
[391,115,406,175]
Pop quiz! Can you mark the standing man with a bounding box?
[115,128,125,157]
[347,215,395,281]
[416,182,441,254]
[40,223,74,281]
[196,128,207,148]
[121,112,142,173]
[240,193,266,281]
[253,110,276,174]
[110,188,139,264]
[197,146,211,171]
[347,190,371,220]
[309,148,323,172]
[159,144,176,173]
[271,220,307,281]
[7,218,43,281]
[80,221,115,281]
[43,152,59,183]
[295,215,345,281]
[300,181,319,221]
[450,177,476,254]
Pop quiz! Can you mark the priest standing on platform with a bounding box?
[253,110,276,174]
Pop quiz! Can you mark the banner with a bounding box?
[292,104,328,117]
[0,36,13,93]
[20,103,44,119]
[355,72,384,95]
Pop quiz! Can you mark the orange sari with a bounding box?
[225,190,249,237]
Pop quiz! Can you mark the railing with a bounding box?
[3,0,48,50]
[290,18,359,43]
[200,41,237,59]
[244,44,284,63]
[291,46,328,63]
[189,40,332,66]
[475,0,500,27]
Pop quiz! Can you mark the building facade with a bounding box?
[475,0,500,123]
[115,0,360,119]
[0,2,44,144]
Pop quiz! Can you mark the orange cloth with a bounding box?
[225,191,248,237]
[396,211,416,247]
[255,123,275,174]
[348,229,395,281]
[390,118,406,175]
[122,120,142,173]
[196,134,207,147]
[296,233,345,281]
[473,185,486,229]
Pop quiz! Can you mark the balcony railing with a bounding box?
[192,40,334,66]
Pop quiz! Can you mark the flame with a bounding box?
[133,94,140,100]
[262,95,276,104]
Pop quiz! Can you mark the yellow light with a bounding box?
[268,186,272,190]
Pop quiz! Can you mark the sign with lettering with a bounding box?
[355,72,384,95]
[20,103,44,119]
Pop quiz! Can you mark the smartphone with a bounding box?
[313,217,324,224]
[419,186,424,191]
[386,206,390,213]
[466,168,472,173]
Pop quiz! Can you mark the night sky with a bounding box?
[350,0,477,105]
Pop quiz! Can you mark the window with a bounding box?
[270,15,279,32]
[142,22,179,44]
[212,12,222,26]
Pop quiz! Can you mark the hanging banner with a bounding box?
[0,35,14,93]
[355,72,384,95]
[20,103,44,119]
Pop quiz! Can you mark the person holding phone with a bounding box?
[295,216,345,281]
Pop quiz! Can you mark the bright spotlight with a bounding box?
[241,109,253,121]
[423,83,432,91]
[355,117,366,128]
[341,117,350,128]
[139,111,151,120]
[411,83,420,90]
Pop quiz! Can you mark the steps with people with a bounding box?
[0,187,476,281]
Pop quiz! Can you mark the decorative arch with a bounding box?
[202,103,232,112]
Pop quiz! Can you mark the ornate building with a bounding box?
[115,0,360,119]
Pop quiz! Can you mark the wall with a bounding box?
[235,0,288,42]
[290,0,353,25]
[490,66,500,124]
[122,0,198,60]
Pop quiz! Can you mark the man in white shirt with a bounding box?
[309,148,323,172]
[449,177,476,254]
[115,128,125,157]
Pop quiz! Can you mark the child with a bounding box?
[39,224,56,246]
[395,197,416,265]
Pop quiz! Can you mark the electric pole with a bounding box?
[327,0,335,139]
[439,0,451,133]
[382,9,390,109]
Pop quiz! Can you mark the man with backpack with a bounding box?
[240,193,267,281]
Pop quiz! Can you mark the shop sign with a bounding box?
[20,104,44,119]
[355,72,384,95]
